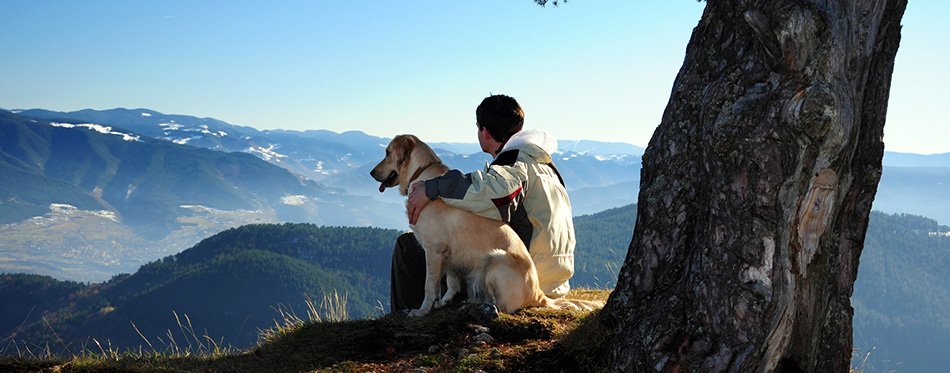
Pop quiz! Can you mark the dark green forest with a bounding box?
[851,212,950,372]
[0,112,105,224]
[2,207,947,371]
[1,224,402,350]
[572,204,636,289]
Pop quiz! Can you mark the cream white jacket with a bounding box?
[423,130,576,297]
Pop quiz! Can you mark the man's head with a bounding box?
[476,94,524,144]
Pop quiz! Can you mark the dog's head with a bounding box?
[371,134,420,196]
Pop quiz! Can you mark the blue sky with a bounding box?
[1,1,946,154]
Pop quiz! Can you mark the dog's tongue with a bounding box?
[379,182,386,193]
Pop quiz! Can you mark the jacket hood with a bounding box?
[502,129,558,155]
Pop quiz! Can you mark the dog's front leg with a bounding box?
[408,246,446,318]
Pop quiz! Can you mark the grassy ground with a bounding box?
[0,289,612,372]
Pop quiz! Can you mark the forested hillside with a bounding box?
[571,206,950,371]
[572,204,636,289]
[1,224,401,350]
[2,208,947,371]
[1,208,631,353]
[852,211,950,372]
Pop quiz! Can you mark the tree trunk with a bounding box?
[598,0,906,371]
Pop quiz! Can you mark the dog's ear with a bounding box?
[398,135,416,165]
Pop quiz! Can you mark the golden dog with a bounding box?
[372,134,603,317]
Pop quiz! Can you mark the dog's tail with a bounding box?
[544,297,605,311]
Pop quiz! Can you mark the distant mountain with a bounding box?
[557,139,646,157]
[0,110,404,281]
[15,108,387,186]
[4,107,950,284]
[24,107,945,223]
[874,166,950,226]
[882,151,950,167]
[0,108,637,282]
[14,108,643,208]
[568,180,640,216]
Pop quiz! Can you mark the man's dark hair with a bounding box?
[476,94,524,142]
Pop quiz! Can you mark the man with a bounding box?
[391,94,576,312]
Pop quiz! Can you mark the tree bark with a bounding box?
[598,0,906,371]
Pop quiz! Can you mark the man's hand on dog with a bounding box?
[407,183,430,225]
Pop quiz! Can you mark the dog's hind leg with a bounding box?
[435,271,461,309]
[482,251,534,314]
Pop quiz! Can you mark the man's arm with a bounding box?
[410,164,528,225]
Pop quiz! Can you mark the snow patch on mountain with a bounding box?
[50,122,142,142]
[159,122,184,131]
[593,154,640,165]
[159,121,227,138]
[172,136,207,145]
[179,204,265,216]
[195,124,228,137]
[314,161,328,174]
[559,153,579,161]
[26,204,119,227]
[248,145,289,162]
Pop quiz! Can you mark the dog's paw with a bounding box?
[408,308,429,318]
[434,299,448,309]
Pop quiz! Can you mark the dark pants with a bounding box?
[390,232,427,313]
[391,232,470,313]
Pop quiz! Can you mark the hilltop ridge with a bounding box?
[0,290,611,372]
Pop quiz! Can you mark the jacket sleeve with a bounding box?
[424,161,528,221]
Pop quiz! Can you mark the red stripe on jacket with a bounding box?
[491,187,523,208]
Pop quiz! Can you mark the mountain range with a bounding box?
[0,108,642,282]
[1,107,948,285]
[13,108,645,213]
[0,107,947,370]
[0,110,412,281]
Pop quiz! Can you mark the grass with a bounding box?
[0,289,612,372]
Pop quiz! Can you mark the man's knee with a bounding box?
[394,232,422,257]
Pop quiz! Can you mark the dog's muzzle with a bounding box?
[377,170,397,193]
